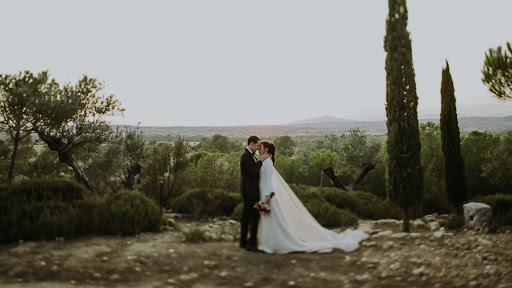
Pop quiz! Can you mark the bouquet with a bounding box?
[254,192,275,216]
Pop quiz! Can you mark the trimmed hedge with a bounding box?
[0,179,163,243]
[103,190,163,235]
[292,185,401,220]
[169,188,240,220]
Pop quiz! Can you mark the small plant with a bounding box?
[183,228,207,243]
[441,214,465,231]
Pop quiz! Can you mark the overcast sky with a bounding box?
[1,0,511,126]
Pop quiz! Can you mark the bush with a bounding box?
[473,194,512,227]
[5,178,89,203]
[183,228,208,243]
[293,185,401,220]
[169,188,240,220]
[304,199,358,228]
[441,214,466,230]
[230,203,243,221]
[103,190,163,235]
[0,200,79,242]
[0,178,90,243]
[73,197,107,235]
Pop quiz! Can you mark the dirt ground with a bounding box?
[0,217,511,288]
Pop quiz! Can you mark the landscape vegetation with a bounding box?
[0,0,512,287]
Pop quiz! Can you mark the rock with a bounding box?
[363,241,378,247]
[477,237,491,245]
[412,266,425,275]
[375,230,393,238]
[413,219,428,229]
[167,279,177,284]
[40,261,46,267]
[409,233,421,238]
[429,222,440,230]
[390,232,408,239]
[288,281,296,286]
[93,273,101,278]
[219,271,229,278]
[464,202,492,228]
[228,220,238,225]
[358,223,373,234]
[110,274,120,281]
[243,282,254,287]
[433,231,444,238]
[355,273,371,281]
[51,265,58,272]
[167,218,176,226]
[102,257,109,262]
[179,273,198,281]
[168,249,175,253]
[135,267,142,272]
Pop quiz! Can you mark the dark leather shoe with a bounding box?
[239,243,246,249]
[246,245,260,252]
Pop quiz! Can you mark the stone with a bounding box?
[243,282,254,287]
[179,273,198,281]
[288,281,296,286]
[390,232,408,238]
[429,221,440,230]
[413,219,428,229]
[93,273,101,278]
[464,202,492,228]
[433,231,444,238]
[110,274,120,281]
[375,230,393,238]
[355,273,371,281]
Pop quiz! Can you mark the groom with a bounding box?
[239,135,267,252]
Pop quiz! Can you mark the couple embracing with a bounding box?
[239,136,368,254]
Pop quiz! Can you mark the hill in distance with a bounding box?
[120,115,512,139]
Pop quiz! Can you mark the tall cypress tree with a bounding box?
[440,61,467,214]
[384,0,423,232]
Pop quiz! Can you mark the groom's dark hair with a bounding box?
[247,136,260,146]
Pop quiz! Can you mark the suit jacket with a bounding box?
[240,148,262,203]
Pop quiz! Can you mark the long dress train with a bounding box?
[257,158,368,254]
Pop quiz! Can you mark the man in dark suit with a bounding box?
[240,135,268,252]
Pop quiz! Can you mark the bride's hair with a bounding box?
[261,141,276,165]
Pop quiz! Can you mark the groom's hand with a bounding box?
[260,153,269,161]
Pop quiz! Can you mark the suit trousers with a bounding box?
[240,201,260,247]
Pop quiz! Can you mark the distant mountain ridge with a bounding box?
[287,115,353,125]
[117,115,512,139]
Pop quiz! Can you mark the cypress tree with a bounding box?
[440,61,467,214]
[384,0,423,232]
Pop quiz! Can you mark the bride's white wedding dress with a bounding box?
[257,158,368,254]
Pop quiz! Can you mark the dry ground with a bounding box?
[0,218,511,288]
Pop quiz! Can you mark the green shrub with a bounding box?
[293,185,401,220]
[441,214,466,230]
[169,188,240,220]
[73,197,107,235]
[304,199,358,228]
[5,178,89,203]
[230,203,243,221]
[0,178,90,243]
[473,194,512,227]
[103,190,163,235]
[183,228,208,243]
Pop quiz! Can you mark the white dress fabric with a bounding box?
[257,158,368,254]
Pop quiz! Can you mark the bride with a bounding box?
[257,141,368,254]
